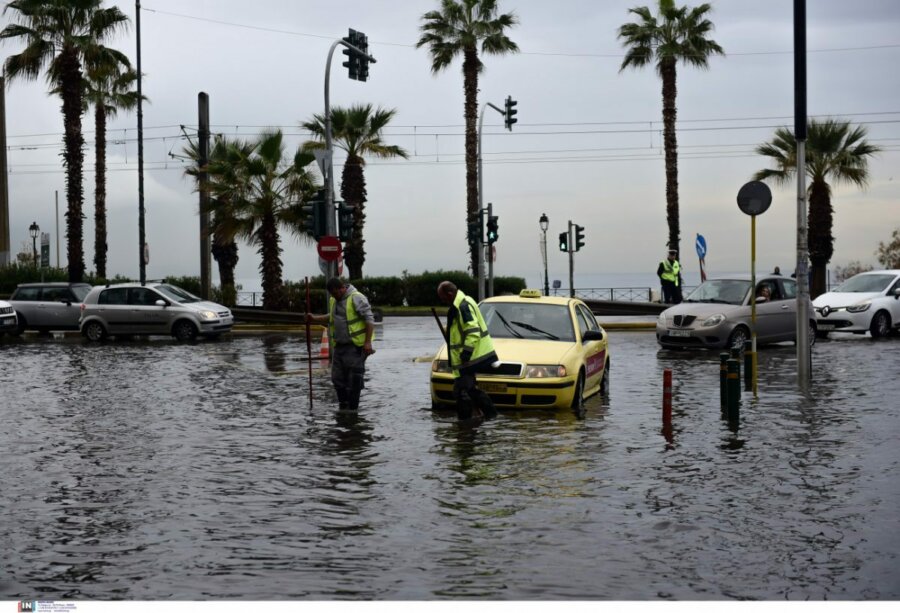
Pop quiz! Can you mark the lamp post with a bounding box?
[29,221,39,268]
[539,213,549,296]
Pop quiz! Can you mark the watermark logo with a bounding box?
[18,603,35,613]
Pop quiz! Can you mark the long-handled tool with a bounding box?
[431,307,483,420]
[305,277,313,408]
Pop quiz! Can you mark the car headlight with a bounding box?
[702,314,725,327]
[657,313,666,326]
[198,310,218,320]
[525,364,567,378]
[846,302,871,313]
[432,360,451,374]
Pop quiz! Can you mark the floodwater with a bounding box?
[1,318,898,600]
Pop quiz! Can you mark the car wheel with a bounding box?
[173,320,198,341]
[83,321,107,342]
[570,371,585,413]
[12,315,25,336]
[600,360,610,395]
[869,310,891,338]
[727,326,750,352]
[809,321,817,347]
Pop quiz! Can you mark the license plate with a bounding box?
[818,324,834,331]
[668,329,691,337]
[478,381,507,393]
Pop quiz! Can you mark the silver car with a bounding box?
[656,275,816,350]
[9,282,92,333]
[0,299,18,336]
[79,282,234,341]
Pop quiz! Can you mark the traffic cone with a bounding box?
[319,327,330,359]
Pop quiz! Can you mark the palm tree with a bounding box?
[417,0,519,276]
[754,118,881,298]
[618,0,723,258]
[1,0,130,282]
[85,61,142,279]
[301,104,408,280]
[204,130,319,310]
[183,135,240,306]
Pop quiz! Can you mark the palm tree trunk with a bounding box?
[661,58,680,257]
[59,46,86,282]
[94,104,108,278]
[212,234,239,307]
[463,47,480,276]
[341,157,367,280]
[258,211,284,310]
[808,180,833,298]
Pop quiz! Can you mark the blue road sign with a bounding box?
[695,234,707,259]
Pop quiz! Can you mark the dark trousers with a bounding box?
[452,369,497,421]
[661,280,683,304]
[331,343,367,411]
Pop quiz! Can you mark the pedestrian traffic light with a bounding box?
[355,31,370,82]
[504,95,518,131]
[574,224,585,251]
[342,30,359,80]
[486,215,499,244]
[338,202,355,242]
[302,189,327,239]
[559,231,569,252]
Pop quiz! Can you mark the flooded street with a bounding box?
[1,318,899,600]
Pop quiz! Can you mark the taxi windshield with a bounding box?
[481,302,574,342]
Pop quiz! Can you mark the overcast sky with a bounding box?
[3,0,899,288]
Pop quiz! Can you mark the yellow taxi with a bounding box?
[430,290,610,411]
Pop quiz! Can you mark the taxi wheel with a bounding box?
[600,361,610,395]
[570,371,585,412]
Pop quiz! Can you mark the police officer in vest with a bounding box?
[437,281,499,421]
[307,277,375,412]
[657,249,683,304]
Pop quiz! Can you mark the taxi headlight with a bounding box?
[702,314,725,327]
[199,310,218,320]
[846,302,871,313]
[525,364,566,378]
[432,360,451,374]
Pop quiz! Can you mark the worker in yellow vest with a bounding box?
[657,249,683,304]
[307,277,375,412]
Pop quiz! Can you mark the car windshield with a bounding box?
[684,279,751,305]
[835,274,895,293]
[481,302,574,342]
[72,285,90,301]
[154,284,201,304]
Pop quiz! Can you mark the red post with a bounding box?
[662,369,673,426]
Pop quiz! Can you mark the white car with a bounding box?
[0,299,18,336]
[813,270,900,338]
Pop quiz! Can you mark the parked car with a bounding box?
[0,299,18,336]
[9,282,92,333]
[430,289,610,411]
[656,275,816,350]
[813,269,900,338]
[79,282,234,341]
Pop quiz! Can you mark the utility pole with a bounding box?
[136,0,147,284]
[0,75,9,267]
[198,92,210,299]
[794,0,812,385]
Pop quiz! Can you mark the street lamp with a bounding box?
[539,213,550,296]
[29,221,39,268]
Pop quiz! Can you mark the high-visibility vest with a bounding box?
[448,289,496,377]
[329,290,368,347]
[660,259,681,286]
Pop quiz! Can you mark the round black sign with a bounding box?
[736,181,773,216]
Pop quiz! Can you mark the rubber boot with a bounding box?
[346,371,364,412]
[336,387,349,412]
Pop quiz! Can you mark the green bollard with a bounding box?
[729,345,741,385]
[726,358,741,423]
[720,352,729,412]
[743,340,753,391]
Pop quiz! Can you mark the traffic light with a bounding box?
[342,30,359,80]
[467,221,481,247]
[559,231,569,253]
[338,202,355,242]
[355,31,370,82]
[302,189,327,239]
[504,95,518,131]
[574,224,585,252]
[486,215,499,244]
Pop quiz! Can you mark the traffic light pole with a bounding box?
[487,201,494,297]
[323,34,376,281]
[568,220,575,298]
[477,101,505,301]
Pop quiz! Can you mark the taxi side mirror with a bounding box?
[582,329,604,342]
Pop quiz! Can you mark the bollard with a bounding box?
[719,352,729,412]
[743,340,753,391]
[662,369,673,426]
[729,345,741,384]
[726,359,741,423]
